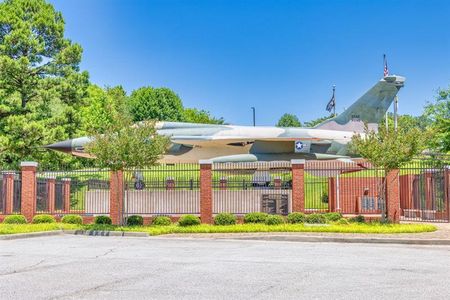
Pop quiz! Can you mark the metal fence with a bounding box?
[399,158,449,222]
[36,169,110,215]
[305,160,385,214]
[212,162,292,215]
[123,164,200,217]
[0,172,21,215]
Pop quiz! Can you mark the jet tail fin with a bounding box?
[314,75,405,132]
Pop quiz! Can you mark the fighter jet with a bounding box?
[45,75,405,163]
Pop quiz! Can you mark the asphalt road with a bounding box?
[1,235,449,300]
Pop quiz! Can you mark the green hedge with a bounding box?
[305,214,327,224]
[61,214,83,225]
[178,215,201,226]
[243,212,268,224]
[3,214,27,224]
[287,212,306,224]
[94,215,112,225]
[265,215,284,225]
[32,214,56,224]
[127,215,144,226]
[152,216,172,226]
[214,213,237,225]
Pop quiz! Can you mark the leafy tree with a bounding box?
[350,125,424,220]
[423,87,450,152]
[184,108,224,124]
[276,113,301,127]
[383,113,430,132]
[81,85,128,134]
[0,0,89,169]
[128,87,185,122]
[303,114,334,127]
[85,114,169,171]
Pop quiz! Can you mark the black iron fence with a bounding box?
[36,169,110,215]
[123,164,200,216]
[212,162,292,215]
[399,158,449,222]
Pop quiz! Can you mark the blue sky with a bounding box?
[51,0,450,125]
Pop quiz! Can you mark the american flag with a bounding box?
[383,54,389,77]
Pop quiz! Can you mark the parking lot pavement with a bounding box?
[1,235,449,300]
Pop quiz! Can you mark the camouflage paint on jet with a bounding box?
[45,75,405,163]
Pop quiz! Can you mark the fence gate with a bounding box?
[400,160,449,223]
[122,164,200,222]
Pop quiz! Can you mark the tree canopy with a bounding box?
[423,87,450,153]
[184,108,224,124]
[0,0,89,169]
[128,87,185,122]
[276,113,301,127]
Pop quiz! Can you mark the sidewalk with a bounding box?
[158,223,450,245]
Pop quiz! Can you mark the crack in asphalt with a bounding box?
[0,259,45,276]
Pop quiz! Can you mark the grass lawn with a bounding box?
[0,223,79,235]
[86,222,436,236]
[0,222,437,236]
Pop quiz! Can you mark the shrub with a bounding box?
[94,215,112,225]
[152,216,172,226]
[32,214,56,224]
[324,212,342,222]
[336,218,350,225]
[214,213,237,226]
[3,214,27,224]
[61,214,83,225]
[287,212,306,224]
[305,214,327,224]
[349,215,365,223]
[127,215,144,226]
[243,212,268,224]
[265,215,284,225]
[178,215,201,227]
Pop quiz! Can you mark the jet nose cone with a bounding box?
[44,139,73,153]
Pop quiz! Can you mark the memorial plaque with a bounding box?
[261,194,289,215]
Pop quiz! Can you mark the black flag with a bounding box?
[326,86,336,113]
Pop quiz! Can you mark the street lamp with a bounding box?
[251,107,256,126]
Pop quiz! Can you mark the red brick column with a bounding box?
[62,178,71,213]
[3,173,15,214]
[109,170,124,225]
[425,171,433,210]
[328,177,336,212]
[291,159,305,213]
[47,178,56,214]
[386,169,400,223]
[199,160,213,224]
[20,161,38,222]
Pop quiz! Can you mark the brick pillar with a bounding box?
[199,160,213,224]
[109,170,124,225]
[47,178,56,214]
[386,169,400,223]
[291,159,305,213]
[328,177,336,212]
[62,178,71,213]
[20,161,38,222]
[3,172,15,214]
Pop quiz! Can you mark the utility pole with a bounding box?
[385,112,388,131]
[251,107,256,126]
[394,95,398,131]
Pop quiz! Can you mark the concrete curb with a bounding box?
[0,230,63,240]
[195,234,450,245]
[64,230,149,237]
